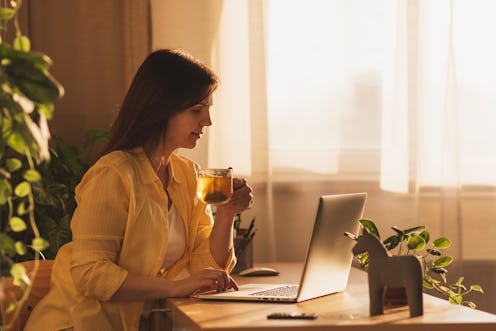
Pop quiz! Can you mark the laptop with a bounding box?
[198,192,367,303]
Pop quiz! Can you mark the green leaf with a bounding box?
[24,168,41,182]
[6,131,27,154]
[470,285,483,293]
[431,267,448,274]
[0,233,16,256]
[433,256,453,267]
[6,157,22,172]
[450,283,467,291]
[83,129,110,148]
[423,279,434,289]
[407,235,426,251]
[0,8,15,20]
[383,234,403,250]
[13,35,31,52]
[38,103,54,119]
[38,214,72,258]
[0,43,51,68]
[419,230,430,243]
[358,252,369,268]
[14,181,31,197]
[10,263,26,279]
[32,237,50,251]
[15,241,27,255]
[455,277,464,285]
[403,225,425,234]
[17,201,28,215]
[391,226,404,235]
[426,248,441,256]
[359,218,380,238]
[433,237,451,249]
[463,301,477,309]
[0,178,13,204]
[5,58,64,103]
[9,216,27,232]
[449,294,463,305]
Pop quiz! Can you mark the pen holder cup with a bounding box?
[232,237,253,274]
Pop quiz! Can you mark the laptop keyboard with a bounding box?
[250,285,299,297]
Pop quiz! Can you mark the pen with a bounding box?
[234,213,241,231]
[237,229,257,257]
[244,217,256,238]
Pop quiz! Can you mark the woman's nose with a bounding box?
[202,110,212,126]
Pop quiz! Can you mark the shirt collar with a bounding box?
[133,147,184,185]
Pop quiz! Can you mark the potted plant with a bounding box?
[0,0,64,328]
[345,218,484,308]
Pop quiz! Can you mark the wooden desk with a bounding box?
[166,262,496,331]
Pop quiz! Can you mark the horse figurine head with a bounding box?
[352,228,390,258]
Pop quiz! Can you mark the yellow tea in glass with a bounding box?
[196,168,233,205]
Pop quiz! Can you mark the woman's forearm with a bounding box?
[110,273,175,301]
[209,207,235,267]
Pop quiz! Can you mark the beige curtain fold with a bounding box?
[23,0,151,153]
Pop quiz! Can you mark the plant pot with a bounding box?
[384,286,408,307]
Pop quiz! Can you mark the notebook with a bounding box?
[198,192,367,303]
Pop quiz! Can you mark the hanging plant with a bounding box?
[0,0,64,327]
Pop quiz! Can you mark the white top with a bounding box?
[162,204,186,270]
[141,204,186,323]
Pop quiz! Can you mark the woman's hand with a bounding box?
[169,268,239,297]
[216,177,253,217]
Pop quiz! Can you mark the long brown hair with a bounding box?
[104,49,219,154]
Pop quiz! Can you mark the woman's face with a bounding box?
[165,94,213,150]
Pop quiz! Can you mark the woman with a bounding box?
[25,49,252,331]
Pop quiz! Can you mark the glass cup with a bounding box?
[196,168,233,205]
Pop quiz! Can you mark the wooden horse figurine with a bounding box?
[352,230,424,317]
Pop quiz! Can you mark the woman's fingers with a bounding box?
[199,268,237,293]
[229,178,253,211]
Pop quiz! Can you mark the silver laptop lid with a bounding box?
[296,192,366,302]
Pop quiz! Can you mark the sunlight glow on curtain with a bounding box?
[265,0,384,178]
[208,1,252,173]
[381,0,496,192]
[210,0,496,192]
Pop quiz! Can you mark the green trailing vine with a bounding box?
[0,0,63,327]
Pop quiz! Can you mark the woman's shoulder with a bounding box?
[82,150,142,181]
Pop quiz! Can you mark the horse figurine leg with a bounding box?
[368,278,385,316]
[406,281,424,317]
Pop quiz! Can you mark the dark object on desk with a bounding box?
[267,312,317,320]
[232,216,257,274]
[239,267,280,277]
[352,229,424,317]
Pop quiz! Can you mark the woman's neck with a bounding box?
[143,143,173,186]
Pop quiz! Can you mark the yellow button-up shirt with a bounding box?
[25,148,236,331]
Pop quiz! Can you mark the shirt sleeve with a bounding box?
[69,164,130,301]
